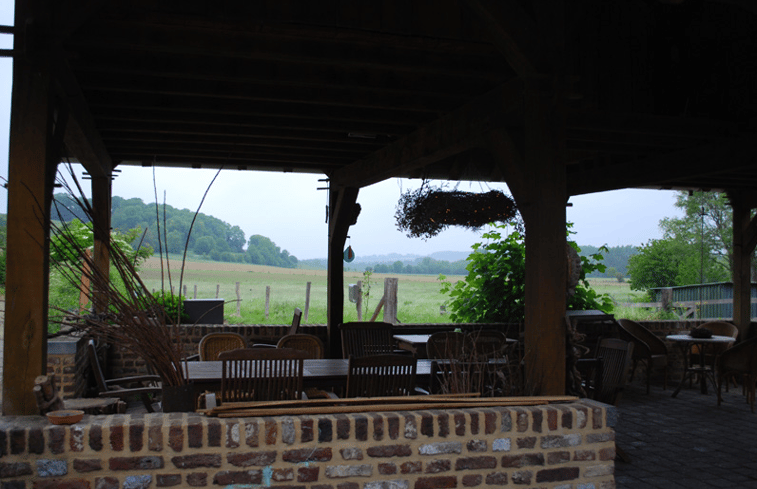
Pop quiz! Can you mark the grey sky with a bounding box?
[0,1,682,260]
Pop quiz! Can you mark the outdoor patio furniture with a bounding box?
[579,338,635,406]
[429,359,510,397]
[689,321,739,387]
[426,331,470,360]
[277,334,325,359]
[717,337,757,413]
[199,332,247,361]
[86,339,162,413]
[340,321,397,358]
[218,347,307,403]
[467,330,508,360]
[346,354,418,397]
[617,318,668,394]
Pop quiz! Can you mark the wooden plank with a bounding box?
[730,193,754,338]
[91,175,111,313]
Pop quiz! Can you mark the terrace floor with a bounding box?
[615,378,757,488]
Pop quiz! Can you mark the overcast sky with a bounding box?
[0,1,683,260]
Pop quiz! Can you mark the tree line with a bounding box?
[51,194,299,268]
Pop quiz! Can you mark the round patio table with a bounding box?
[666,334,735,397]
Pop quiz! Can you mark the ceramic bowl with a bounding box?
[46,410,84,425]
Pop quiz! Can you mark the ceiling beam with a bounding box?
[329,78,524,188]
[567,135,757,195]
[463,0,552,77]
[53,54,113,177]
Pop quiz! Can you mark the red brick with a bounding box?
[265,419,277,445]
[511,470,532,484]
[536,467,579,483]
[484,410,496,434]
[156,474,182,487]
[336,415,350,440]
[95,477,119,489]
[207,419,221,447]
[300,418,314,443]
[414,476,456,489]
[149,423,163,451]
[169,424,183,452]
[485,472,508,485]
[501,453,544,467]
[130,423,144,452]
[387,413,400,440]
[467,440,487,452]
[226,451,276,467]
[420,412,434,436]
[89,424,103,451]
[298,466,320,482]
[517,436,536,449]
[372,414,384,441]
[455,456,497,470]
[470,412,479,435]
[401,461,422,474]
[28,428,44,455]
[110,424,124,452]
[599,447,615,461]
[187,420,204,448]
[283,447,332,463]
[574,450,597,461]
[224,421,239,449]
[379,463,397,475]
[366,444,411,458]
[49,426,66,454]
[515,409,528,432]
[274,468,294,481]
[0,462,32,478]
[532,409,543,433]
[318,418,333,442]
[73,458,102,472]
[355,416,368,441]
[560,406,573,429]
[454,413,466,437]
[462,474,482,486]
[547,451,571,465]
[547,407,558,431]
[244,420,259,447]
[109,456,164,470]
[438,412,450,437]
[187,472,208,486]
[213,470,262,485]
[171,454,222,469]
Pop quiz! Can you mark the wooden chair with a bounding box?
[346,354,418,397]
[427,331,470,360]
[288,307,303,336]
[277,334,325,359]
[429,360,507,397]
[717,337,757,413]
[340,321,396,358]
[86,339,162,412]
[218,347,307,403]
[199,332,246,361]
[467,330,508,360]
[580,338,635,406]
[617,319,668,394]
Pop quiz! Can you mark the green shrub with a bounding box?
[152,291,190,324]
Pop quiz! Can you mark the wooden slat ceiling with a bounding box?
[52,0,757,197]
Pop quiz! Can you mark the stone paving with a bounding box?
[615,378,757,488]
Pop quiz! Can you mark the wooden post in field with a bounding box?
[183,285,187,297]
[216,284,220,299]
[265,286,271,319]
[193,285,197,299]
[383,278,398,324]
[304,282,312,321]
[356,280,363,321]
[235,282,241,316]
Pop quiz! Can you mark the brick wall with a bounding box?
[0,400,616,488]
[47,336,90,400]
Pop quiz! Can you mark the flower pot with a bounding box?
[161,382,195,412]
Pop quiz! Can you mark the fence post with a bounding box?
[304,281,311,322]
[216,284,220,299]
[356,280,363,321]
[235,281,241,316]
[193,285,197,299]
[383,277,398,324]
[661,288,673,312]
[183,285,187,297]
[265,286,271,320]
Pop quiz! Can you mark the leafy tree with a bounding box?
[627,239,687,290]
[439,224,612,324]
[50,219,153,266]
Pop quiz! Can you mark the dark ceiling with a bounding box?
[47,0,757,197]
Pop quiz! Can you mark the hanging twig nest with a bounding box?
[395,186,517,239]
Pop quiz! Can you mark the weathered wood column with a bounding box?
[326,186,359,358]
[90,174,112,314]
[2,4,60,414]
[729,191,757,338]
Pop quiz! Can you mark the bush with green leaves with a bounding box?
[439,224,612,324]
[152,291,190,324]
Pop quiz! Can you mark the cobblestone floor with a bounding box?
[615,378,757,488]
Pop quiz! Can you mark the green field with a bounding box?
[132,259,660,324]
[137,257,462,325]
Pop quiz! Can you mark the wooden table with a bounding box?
[394,334,518,359]
[185,358,433,392]
[666,334,735,397]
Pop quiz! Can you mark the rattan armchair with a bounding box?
[617,319,668,394]
[199,332,246,361]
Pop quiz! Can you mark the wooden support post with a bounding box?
[79,248,92,312]
[3,26,59,414]
[91,174,112,314]
[327,186,360,358]
[383,278,399,324]
[729,192,757,338]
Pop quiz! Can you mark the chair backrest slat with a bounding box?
[340,322,395,358]
[347,354,417,397]
[219,347,306,403]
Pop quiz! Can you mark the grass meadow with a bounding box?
[137,256,461,325]
[133,257,663,324]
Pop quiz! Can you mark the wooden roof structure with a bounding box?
[4,0,757,414]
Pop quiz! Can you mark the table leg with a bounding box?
[671,343,690,398]
[698,343,708,394]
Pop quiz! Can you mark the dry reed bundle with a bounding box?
[48,165,221,387]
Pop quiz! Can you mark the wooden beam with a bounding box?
[330,78,524,188]
[729,192,754,339]
[53,54,113,178]
[463,0,551,77]
[567,135,757,196]
[326,186,359,359]
[91,174,112,314]
[2,43,57,415]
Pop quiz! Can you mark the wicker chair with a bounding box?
[339,322,396,358]
[617,319,668,394]
[199,332,246,361]
[277,334,325,359]
[346,354,418,397]
[218,347,307,403]
[689,321,739,379]
[717,337,757,413]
